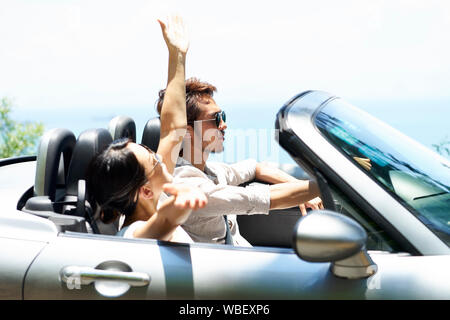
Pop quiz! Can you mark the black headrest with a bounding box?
[108,115,136,142]
[141,117,160,152]
[34,128,76,201]
[65,128,113,196]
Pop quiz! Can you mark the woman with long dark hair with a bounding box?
[87,15,206,242]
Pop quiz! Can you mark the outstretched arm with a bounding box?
[256,162,324,215]
[156,15,189,174]
[132,183,207,241]
[269,180,321,211]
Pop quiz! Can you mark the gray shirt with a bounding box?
[168,158,271,246]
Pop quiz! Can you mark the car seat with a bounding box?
[63,128,113,234]
[23,128,89,232]
[33,128,76,201]
[141,117,160,151]
[108,115,136,142]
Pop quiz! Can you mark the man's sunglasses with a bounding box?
[188,111,226,127]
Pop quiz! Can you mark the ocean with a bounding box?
[10,98,450,164]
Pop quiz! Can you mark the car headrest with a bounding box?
[34,128,76,201]
[141,117,160,152]
[65,128,113,196]
[108,115,136,142]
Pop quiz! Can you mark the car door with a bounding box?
[0,237,46,300]
[23,232,187,299]
[21,228,332,300]
[19,229,389,300]
[18,211,450,300]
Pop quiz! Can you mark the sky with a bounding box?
[1,0,450,107]
[0,0,449,163]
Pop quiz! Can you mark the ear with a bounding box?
[139,185,154,200]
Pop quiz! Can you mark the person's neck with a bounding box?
[124,198,157,227]
[183,145,209,172]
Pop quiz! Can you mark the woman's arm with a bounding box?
[156,15,189,174]
[132,183,207,241]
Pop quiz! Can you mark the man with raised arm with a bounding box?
[155,78,323,246]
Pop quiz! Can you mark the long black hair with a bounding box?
[86,138,148,223]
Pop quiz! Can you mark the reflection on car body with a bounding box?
[0,90,449,300]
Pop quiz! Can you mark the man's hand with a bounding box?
[353,157,372,171]
[158,14,189,54]
[299,197,324,216]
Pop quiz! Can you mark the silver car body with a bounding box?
[1,91,449,299]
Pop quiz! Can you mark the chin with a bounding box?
[210,147,224,154]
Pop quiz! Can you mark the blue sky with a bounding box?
[1,0,449,164]
[1,0,450,108]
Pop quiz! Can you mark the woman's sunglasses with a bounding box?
[139,143,162,174]
[189,110,226,127]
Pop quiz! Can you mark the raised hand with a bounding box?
[158,14,190,54]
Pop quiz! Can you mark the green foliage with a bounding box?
[0,97,44,159]
[432,136,450,158]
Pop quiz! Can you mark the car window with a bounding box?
[314,99,450,247]
[327,179,402,252]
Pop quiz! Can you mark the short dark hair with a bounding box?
[86,138,148,224]
[156,77,217,124]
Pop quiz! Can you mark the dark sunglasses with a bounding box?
[189,110,226,127]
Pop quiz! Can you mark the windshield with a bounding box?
[314,98,450,247]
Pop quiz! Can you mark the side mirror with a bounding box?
[293,210,377,279]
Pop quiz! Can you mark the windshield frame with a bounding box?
[312,98,450,248]
[276,90,449,255]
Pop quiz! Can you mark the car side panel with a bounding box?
[24,235,169,299]
[23,233,450,299]
[189,249,450,299]
[0,238,46,299]
[24,234,349,300]
[367,253,450,299]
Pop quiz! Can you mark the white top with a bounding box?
[168,158,271,246]
[117,220,194,243]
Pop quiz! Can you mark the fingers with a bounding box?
[299,204,307,216]
[163,183,179,196]
[305,201,320,211]
[174,195,206,210]
[299,197,324,216]
[157,13,189,53]
[307,197,324,210]
[319,201,324,210]
[165,183,207,210]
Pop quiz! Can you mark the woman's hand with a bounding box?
[163,183,207,210]
[133,183,206,241]
[158,14,189,54]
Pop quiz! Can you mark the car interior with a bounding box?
[16,114,403,251]
[15,115,304,248]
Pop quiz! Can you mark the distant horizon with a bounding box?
[11,97,450,164]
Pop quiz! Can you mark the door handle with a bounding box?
[60,265,150,287]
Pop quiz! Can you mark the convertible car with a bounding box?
[0,90,449,300]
